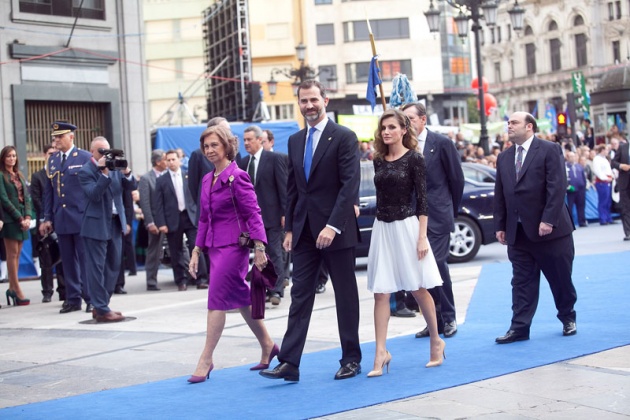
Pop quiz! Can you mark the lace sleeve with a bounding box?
[411,152,428,217]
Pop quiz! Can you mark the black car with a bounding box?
[356,161,497,263]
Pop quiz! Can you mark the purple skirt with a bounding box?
[207,245,251,310]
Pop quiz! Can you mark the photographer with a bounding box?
[78,137,137,323]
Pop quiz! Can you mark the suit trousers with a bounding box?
[507,224,577,334]
[38,234,65,299]
[166,211,208,286]
[83,218,123,315]
[116,231,136,288]
[145,231,164,288]
[427,230,456,324]
[620,187,630,237]
[58,233,90,306]
[265,226,286,296]
[566,188,587,226]
[278,223,361,367]
[595,182,613,224]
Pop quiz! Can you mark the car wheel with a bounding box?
[448,216,482,263]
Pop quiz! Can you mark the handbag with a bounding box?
[229,176,255,249]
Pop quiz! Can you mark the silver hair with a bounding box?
[244,125,263,138]
[151,149,165,167]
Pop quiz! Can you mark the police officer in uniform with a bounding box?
[40,122,93,314]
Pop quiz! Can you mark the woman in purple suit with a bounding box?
[187,125,278,383]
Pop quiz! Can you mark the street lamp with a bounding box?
[424,0,525,154]
[266,43,338,97]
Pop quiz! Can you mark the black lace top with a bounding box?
[374,150,427,223]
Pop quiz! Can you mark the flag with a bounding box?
[499,96,509,121]
[366,56,381,111]
[545,103,557,132]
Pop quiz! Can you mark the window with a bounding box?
[343,18,409,42]
[497,26,502,43]
[316,24,335,45]
[613,40,621,63]
[616,1,622,18]
[548,20,558,31]
[525,43,536,75]
[527,100,538,116]
[318,65,337,90]
[19,0,105,20]
[574,15,584,26]
[550,38,562,71]
[524,25,533,36]
[494,62,502,83]
[315,0,332,4]
[345,59,411,83]
[609,2,615,20]
[508,24,512,41]
[490,28,495,44]
[271,104,295,121]
[575,33,588,67]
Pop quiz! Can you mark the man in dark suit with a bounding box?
[403,103,465,338]
[114,187,136,294]
[239,125,288,305]
[78,137,137,322]
[260,80,362,382]
[31,144,65,302]
[138,149,167,291]
[155,150,208,291]
[611,140,630,240]
[41,121,93,314]
[494,112,578,343]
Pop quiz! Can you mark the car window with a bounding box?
[360,164,376,197]
[463,166,495,183]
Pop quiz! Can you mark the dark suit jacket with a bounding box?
[78,160,137,241]
[30,168,47,222]
[155,169,196,231]
[238,150,287,228]
[423,130,465,235]
[285,119,360,250]
[612,141,630,191]
[494,137,574,245]
[187,149,214,206]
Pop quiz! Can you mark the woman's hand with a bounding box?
[20,218,31,231]
[189,249,199,279]
[254,248,267,272]
[417,236,429,260]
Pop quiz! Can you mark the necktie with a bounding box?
[61,153,66,168]
[515,146,524,180]
[304,127,317,181]
[248,156,256,185]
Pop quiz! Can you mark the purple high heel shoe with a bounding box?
[249,343,280,371]
[187,363,214,383]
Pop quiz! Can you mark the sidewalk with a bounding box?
[0,256,628,418]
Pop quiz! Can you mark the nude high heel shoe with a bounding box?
[426,339,446,368]
[367,351,392,377]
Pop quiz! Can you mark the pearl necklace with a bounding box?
[213,163,229,178]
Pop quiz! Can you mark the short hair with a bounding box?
[523,113,538,133]
[165,149,179,157]
[297,79,327,99]
[401,102,427,117]
[42,143,54,154]
[263,129,274,141]
[244,125,263,138]
[150,149,165,167]
[200,125,238,161]
[373,109,418,160]
[595,144,607,153]
[207,116,227,128]
[584,118,591,124]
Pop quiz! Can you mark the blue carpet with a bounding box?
[4,252,630,419]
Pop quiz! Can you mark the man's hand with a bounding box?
[148,224,159,235]
[538,222,553,237]
[98,156,109,176]
[280,216,285,229]
[39,221,52,236]
[496,230,507,245]
[316,227,336,249]
[283,232,292,252]
[158,226,168,234]
[125,224,131,235]
[354,205,360,218]
[620,163,630,172]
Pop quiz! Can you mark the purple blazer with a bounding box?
[196,161,267,250]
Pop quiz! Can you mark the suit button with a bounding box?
[62,194,65,197]
[61,173,64,176]
[62,204,66,208]
[61,184,64,187]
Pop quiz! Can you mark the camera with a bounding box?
[97,148,128,170]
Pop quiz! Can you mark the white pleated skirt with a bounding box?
[367,216,443,293]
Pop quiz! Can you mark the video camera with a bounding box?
[97,148,128,171]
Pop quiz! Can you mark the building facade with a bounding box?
[0,0,151,176]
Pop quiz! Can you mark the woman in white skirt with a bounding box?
[367,109,446,377]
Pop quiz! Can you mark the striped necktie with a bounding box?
[515,146,524,180]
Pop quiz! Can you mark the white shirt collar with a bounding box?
[308,116,329,135]
[418,127,428,142]
[518,136,534,152]
[251,146,263,162]
[169,168,181,177]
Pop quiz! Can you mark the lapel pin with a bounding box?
[72,152,78,157]
[328,137,332,141]
[430,149,434,153]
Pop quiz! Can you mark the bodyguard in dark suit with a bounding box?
[239,125,288,304]
[41,121,93,314]
[155,150,208,290]
[494,112,578,343]
[611,140,630,240]
[261,80,362,382]
[403,103,465,338]
[78,137,137,322]
[114,187,136,294]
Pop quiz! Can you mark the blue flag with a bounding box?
[366,56,381,111]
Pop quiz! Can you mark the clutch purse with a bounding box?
[229,176,255,249]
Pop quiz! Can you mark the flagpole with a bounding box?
[367,20,387,109]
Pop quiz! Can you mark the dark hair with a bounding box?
[200,125,238,161]
[0,146,24,178]
[524,113,538,132]
[373,109,418,159]
[263,129,274,142]
[297,79,327,99]
[207,116,227,128]
[165,149,179,157]
[401,102,427,117]
[42,143,54,154]
[584,118,591,124]
[150,149,165,167]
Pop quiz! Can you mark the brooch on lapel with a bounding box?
[228,175,235,182]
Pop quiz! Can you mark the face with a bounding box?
[131,190,140,202]
[243,130,262,155]
[507,113,532,145]
[4,149,17,168]
[91,140,110,160]
[261,131,273,151]
[403,107,426,136]
[44,147,56,161]
[53,132,74,153]
[165,152,181,172]
[298,86,328,125]
[203,133,227,164]
[380,116,406,146]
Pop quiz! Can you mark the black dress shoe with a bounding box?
[259,362,300,382]
[196,283,209,290]
[178,284,188,291]
[85,303,94,313]
[443,321,458,338]
[495,329,529,344]
[391,307,416,317]
[42,295,52,303]
[114,287,127,294]
[269,292,281,306]
[147,285,161,291]
[562,321,577,336]
[60,303,81,314]
[334,362,361,380]
[315,283,326,294]
[415,325,444,338]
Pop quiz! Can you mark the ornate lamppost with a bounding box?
[424,0,525,153]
